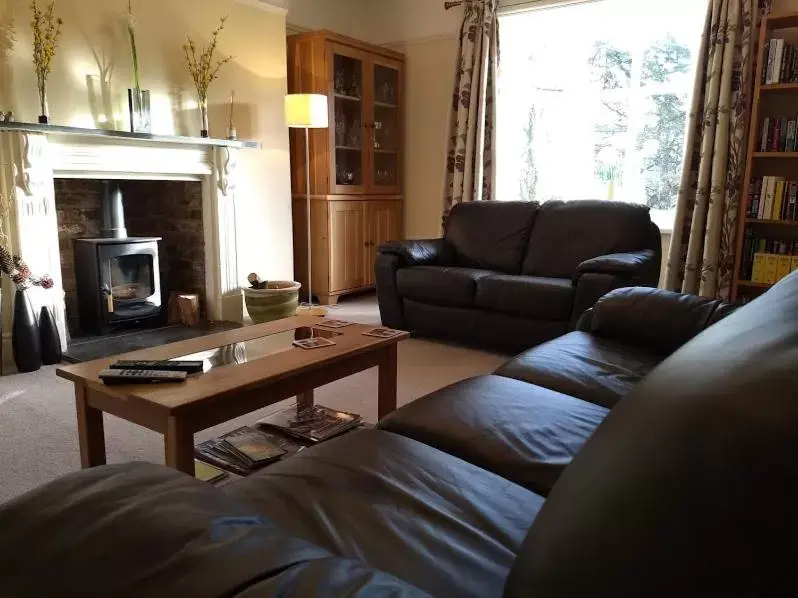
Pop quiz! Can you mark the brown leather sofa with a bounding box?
[6,278,798,597]
[376,200,662,352]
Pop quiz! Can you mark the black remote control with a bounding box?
[110,360,205,374]
[99,369,188,386]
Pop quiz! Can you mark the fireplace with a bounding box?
[73,182,163,334]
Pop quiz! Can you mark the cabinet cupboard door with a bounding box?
[328,43,368,195]
[367,56,403,195]
[365,201,402,286]
[328,201,367,293]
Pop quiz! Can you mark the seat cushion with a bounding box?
[523,201,653,278]
[496,331,666,409]
[224,429,544,598]
[475,275,574,320]
[0,463,428,597]
[445,201,540,273]
[379,375,608,496]
[396,266,495,307]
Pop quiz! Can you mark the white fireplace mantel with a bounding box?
[0,124,255,367]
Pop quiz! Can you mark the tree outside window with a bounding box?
[497,0,706,231]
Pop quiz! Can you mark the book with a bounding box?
[786,120,797,152]
[767,39,777,84]
[774,39,785,84]
[751,253,766,283]
[221,426,287,466]
[195,439,251,476]
[258,404,363,443]
[761,117,771,152]
[764,253,780,284]
[772,117,782,151]
[777,254,793,281]
[763,176,777,219]
[792,254,798,273]
[774,179,785,220]
[194,460,228,484]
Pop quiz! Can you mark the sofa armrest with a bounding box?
[0,463,428,597]
[379,239,454,267]
[587,287,738,355]
[576,249,658,281]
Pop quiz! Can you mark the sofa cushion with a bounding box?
[378,375,608,496]
[0,463,428,597]
[522,201,653,278]
[495,331,666,409]
[225,429,544,598]
[475,275,574,320]
[396,266,495,307]
[445,201,540,274]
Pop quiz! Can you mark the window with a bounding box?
[496,0,707,230]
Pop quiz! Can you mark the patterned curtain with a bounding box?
[666,0,771,299]
[442,0,499,225]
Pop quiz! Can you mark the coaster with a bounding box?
[293,337,336,350]
[362,327,403,339]
[316,319,354,329]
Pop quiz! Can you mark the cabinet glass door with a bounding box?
[370,61,401,194]
[330,45,367,194]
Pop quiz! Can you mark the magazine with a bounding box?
[257,404,363,443]
[222,426,286,466]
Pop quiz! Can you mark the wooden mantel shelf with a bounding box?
[0,121,261,149]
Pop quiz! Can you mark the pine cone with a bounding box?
[0,246,13,275]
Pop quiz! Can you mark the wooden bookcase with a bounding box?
[732,12,798,301]
[287,31,404,305]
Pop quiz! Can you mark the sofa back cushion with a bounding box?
[444,201,540,274]
[522,201,653,278]
[503,271,798,598]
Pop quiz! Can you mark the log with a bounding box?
[177,294,200,327]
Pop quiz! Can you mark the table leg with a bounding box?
[377,343,399,420]
[165,416,195,475]
[75,383,107,468]
[297,388,314,412]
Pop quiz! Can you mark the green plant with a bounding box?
[183,17,233,103]
[127,0,140,91]
[30,0,62,98]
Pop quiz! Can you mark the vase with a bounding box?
[12,289,41,373]
[128,88,152,133]
[39,305,62,365]
[200,99,209,138]
[37,84,48,124]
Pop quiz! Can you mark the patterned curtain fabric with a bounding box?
[666,0,771,299]
[442,0,500,225]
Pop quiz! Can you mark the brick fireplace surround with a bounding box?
[0,127,246,365]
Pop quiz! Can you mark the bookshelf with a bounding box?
[731,13,798,301]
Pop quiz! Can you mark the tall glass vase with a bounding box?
[128,88,152,133]
[37,84,48,124]
[200,98,209,138]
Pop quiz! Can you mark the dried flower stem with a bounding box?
[183,17,233,103]
[30,0,62,100]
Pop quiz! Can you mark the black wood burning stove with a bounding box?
[74,183,163,334]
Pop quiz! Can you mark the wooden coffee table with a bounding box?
[56,317,409,475]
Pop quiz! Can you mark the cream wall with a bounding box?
[0,0,293,288]
[285,0,375,40]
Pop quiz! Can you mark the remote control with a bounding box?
[99,368,188,386]
[110,360,205,374]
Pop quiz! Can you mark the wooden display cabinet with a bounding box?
[288,30,404,305]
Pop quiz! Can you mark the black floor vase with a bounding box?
[39,305,62,365]
[12,289,41,373]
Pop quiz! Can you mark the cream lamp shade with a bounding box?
[284,94,329,129]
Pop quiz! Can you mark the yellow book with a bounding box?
[752,253,766,283]
[764,253,780,284]
[777,255,792,281]
[791,255,798,273]
[774,180,786,220]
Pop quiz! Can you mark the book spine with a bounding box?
[775,39,785,84]
[782,41,790,83]
[764,253,780,284]
[765,176,776,219]
[758,176,769,219]
[774,179,785,220]
[789,182,798,220]
[778,254,793,281]
[761,117,770,151]
[767,39,777,84]
[769,117,777,151]
[752,178,762,218]
[787,120,796,152]
[772,117,782,152]
[752,252,766,282]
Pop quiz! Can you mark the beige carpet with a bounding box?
[0,293,506,503]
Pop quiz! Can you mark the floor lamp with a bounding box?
[285,94,329,315]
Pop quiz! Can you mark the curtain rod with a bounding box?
[444,1,464,8]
